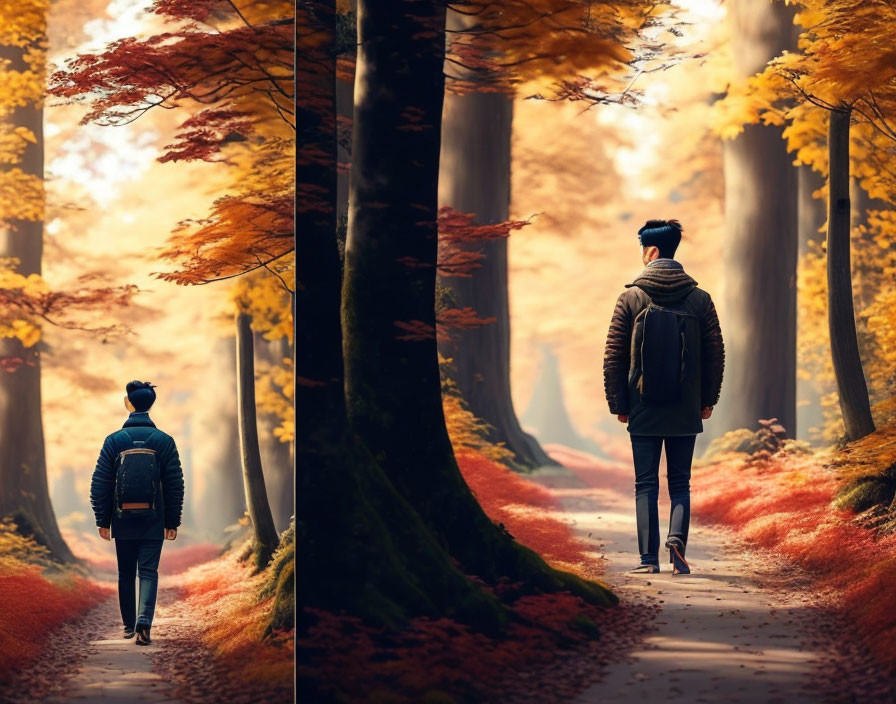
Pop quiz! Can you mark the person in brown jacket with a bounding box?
[603,219,724,574]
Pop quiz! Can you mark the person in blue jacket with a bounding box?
[90,380,184,645]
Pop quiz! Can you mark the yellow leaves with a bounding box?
[0,67,44,115]
[0,169,44,224]
[442,375,515,464]
[800,205,896,441]
[256,357,294,444]
[0,125,36,164]
[794,7,826,28]
[10,319,40,347]
[230,259,294,342]
[710,67,791,140]
[0,0,48,48]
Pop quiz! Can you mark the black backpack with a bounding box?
[112,429,161,520]
[635,301,698,404]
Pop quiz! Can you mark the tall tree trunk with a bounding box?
[343,0,613,607]
[826,108,875,441]
[437,9,555,469]
[716,0,798,438]
[192,335,245,539]
[235,311,280,566]
[298,0,513,632]
[0,40,73,562]
[796,165,826,442]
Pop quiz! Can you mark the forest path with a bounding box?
[41,581,188,704]
[531,451,827,704]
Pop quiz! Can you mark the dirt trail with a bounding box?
[530,458,827,703]
[37,583,187,704]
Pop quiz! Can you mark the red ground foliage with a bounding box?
[298,582,650,703]
[163,548,293,689]
[0,564,111,681]
[298,449,644,702]
[456,450,599,573]
[691,448,896,679]
[158,542,223,575]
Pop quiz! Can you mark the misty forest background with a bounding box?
[300,0,896,701]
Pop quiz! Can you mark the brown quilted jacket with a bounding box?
[603,259,724,434]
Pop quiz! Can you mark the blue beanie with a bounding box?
[638,219,683,257]
[126,380,157,412]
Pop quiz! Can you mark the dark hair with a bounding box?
[638,219,683,259]
[126,380,157,412]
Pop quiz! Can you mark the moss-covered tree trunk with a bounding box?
[342,0,614,606]
[298,0,515,633]
[0,39,74,563]
[826,107,874,441]
[235,311,280,566]
[436,9,555,470]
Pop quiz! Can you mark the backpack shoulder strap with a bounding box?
[142,429,162,449]
[113,429,132,447]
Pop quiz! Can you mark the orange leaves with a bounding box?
[692,440,896,682]
[395,308,497,342]
[51,0,295,294]
[445,0,642,99]
[155,193,292,285]
[436,205,532,278]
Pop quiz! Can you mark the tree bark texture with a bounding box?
[0,42,73,562]
[298,0,514,632]
[436,9,555,469]
[716,0,798,438]
[342,0,614,608]
[235,311,280,565]
[826,108,875,441]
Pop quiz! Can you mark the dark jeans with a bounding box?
[115,538,163,629]
[630,434,697,566]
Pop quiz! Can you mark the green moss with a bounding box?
[834,475,896,513]
[259,519,296,637]
[569,613,601,640]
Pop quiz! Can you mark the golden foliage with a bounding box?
[231,266,294,444]
[441,358,515,464]
[0,1,48,49]
[798,206,896,442]
[256,357,294,444]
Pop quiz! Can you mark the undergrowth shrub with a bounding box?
[0,517,111,681]
[692,427,896,679]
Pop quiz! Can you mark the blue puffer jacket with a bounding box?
[90,411,185,540]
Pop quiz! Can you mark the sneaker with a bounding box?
[628,563,659,573]
[135,624,152,646]
[665,538,690,575]
[123,626,135,639]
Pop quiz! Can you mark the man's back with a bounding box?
[603,258,725,436]
[89,381,185,645]
[91,410,184,541]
